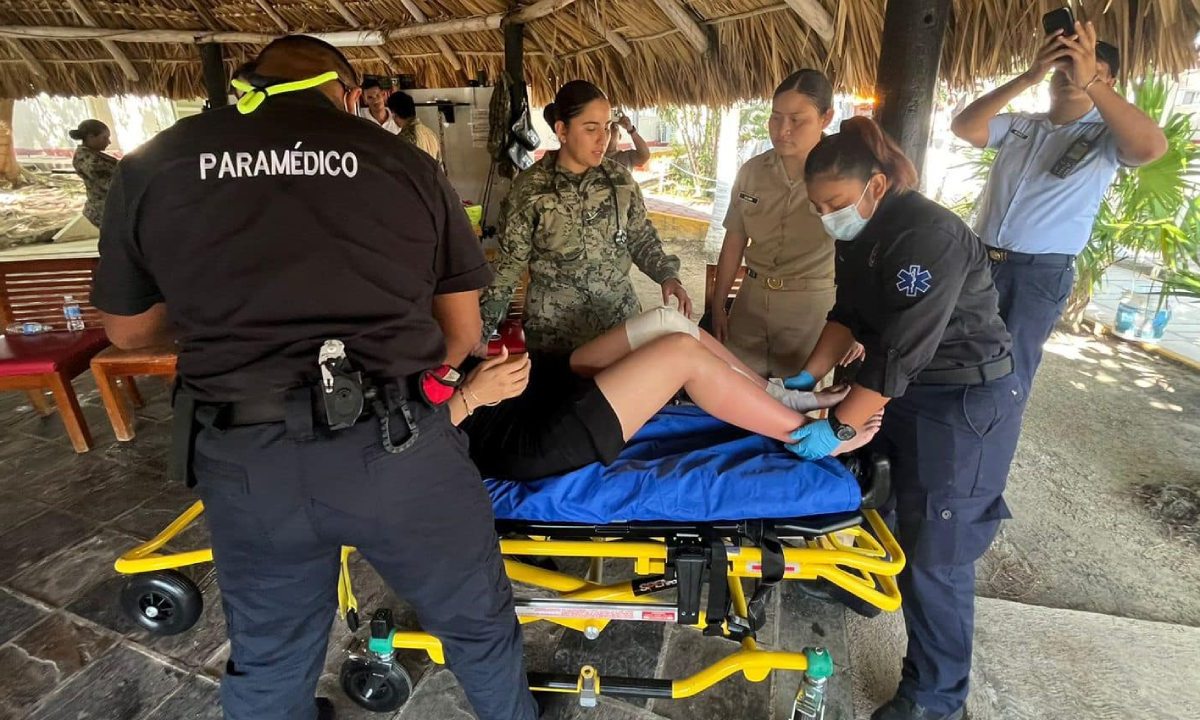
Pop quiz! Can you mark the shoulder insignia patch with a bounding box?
[896,265,933,297]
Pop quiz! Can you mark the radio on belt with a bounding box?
[319,339,365,430]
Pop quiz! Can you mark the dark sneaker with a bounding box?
[316,697,336,720]
[871,695,964,720]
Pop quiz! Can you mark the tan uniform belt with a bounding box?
[744,268,835,292]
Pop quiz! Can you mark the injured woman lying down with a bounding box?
[447,307,879,480]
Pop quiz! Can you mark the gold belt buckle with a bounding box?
[987,248,1007,263]
[765,276,784,290]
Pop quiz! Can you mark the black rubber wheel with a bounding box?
[797,578,883,619]
[340,656,412,713]
[120,571,203,636]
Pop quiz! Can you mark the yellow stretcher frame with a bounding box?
[115,501,905,704]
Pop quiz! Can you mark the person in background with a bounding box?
[70,119,117,229]
[360,77,400,133]
[712,70,846,379]
[479,80,690,355]
[951,22,1166,396]
[606,112,651,170]
[788,117,1022,720]
[387,90,442,161]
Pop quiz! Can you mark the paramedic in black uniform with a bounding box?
[90,36,538,720]
[782,117,1023,720]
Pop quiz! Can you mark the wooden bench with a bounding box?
[91,345,177,442]
[0,258,111,452]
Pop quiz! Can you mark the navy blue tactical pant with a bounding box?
[192,404,538,720]
[990,254,1075,397]
[875,373,1024,715]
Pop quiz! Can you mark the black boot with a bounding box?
[316,697,336,720]
[871,695,964,720]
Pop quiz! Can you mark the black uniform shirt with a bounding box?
[92,90,491,401]
[829,190,1010,398]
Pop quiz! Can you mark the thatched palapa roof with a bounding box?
[0,1,1197,104]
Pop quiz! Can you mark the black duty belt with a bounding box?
[911,355,1013,386]
[986,247,1074,268]
[216,378,413,428]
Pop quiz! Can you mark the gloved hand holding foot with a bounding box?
[785,419,841,460]
[765,380,849,413]
[780,369,817,391]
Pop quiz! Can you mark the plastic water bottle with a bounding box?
[63,295,85,331]
[6,321,50,335]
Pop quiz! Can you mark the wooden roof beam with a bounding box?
[649,0,709,54]
[4,39,48,77]
[398,0,463,73]
[579,5,632,57]
[253,0,290,32]
[64,0,140,81]
[327,0,400,71]
[782,0,835,43]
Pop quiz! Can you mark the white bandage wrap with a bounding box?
[766,378,819,413]
[625,306,699,350]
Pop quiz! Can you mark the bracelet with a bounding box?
[1083,74,1102,93]
[465,384,496,408]
[458,389,473,416]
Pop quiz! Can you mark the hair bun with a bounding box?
[68,129,83,140]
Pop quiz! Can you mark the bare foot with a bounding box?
[832,411,884,455]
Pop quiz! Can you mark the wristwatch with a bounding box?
[828,410,857,442]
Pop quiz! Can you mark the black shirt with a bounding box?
[829,190,1010,398]
[92,90,491,401]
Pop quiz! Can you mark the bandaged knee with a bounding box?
[625,306,699,350]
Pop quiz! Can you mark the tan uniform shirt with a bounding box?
[723,149,834,280]
[720,150,836,377]
[401,118,442,163]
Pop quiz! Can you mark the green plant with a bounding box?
[1072,75,1200,320]
[659,105,719,200]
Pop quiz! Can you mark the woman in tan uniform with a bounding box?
[712,70,839,377]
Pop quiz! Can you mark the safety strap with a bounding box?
[746,524,785,632]
[703,539,729,637]
[230,71,339,115]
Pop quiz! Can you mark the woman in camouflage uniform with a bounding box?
[480,81,691,354]
[70,119,117,228]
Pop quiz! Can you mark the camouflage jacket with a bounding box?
[73,146,117,227]
[480,153,681,353]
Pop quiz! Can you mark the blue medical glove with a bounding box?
[783,370,816,391]
[786,420,841,460]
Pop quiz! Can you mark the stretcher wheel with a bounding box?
[120,571,203,636]
[340,657,412,712]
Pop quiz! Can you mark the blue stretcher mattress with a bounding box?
[485,406,862,524]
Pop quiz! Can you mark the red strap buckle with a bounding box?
[419,365,461,406]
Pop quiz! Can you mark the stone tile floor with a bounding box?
[0,375,854,720]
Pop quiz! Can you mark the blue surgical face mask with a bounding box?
[819,181,877,241]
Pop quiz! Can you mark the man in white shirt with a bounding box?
[360,78,400,134]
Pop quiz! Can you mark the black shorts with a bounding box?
[461,354,625,481]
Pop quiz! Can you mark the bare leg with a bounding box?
[570,318,768,388]
[592,334,802,443]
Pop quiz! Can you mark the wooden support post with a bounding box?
[199,43,228,109]
[874,0,951,179]
[505,21,525,87]
[781,0,835,43]
[650,0,709,54]
[65,0,140,82]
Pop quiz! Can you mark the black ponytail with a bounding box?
[69,119,108,142]
[805,116,918,193]
[553,80,606,126]
[773,69,833,115]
